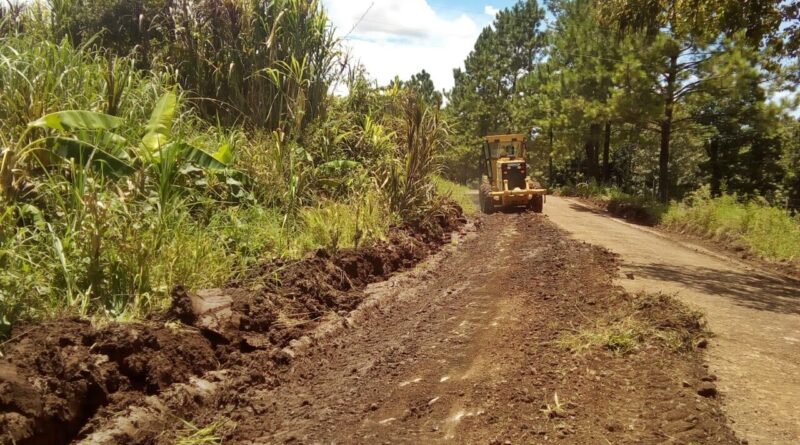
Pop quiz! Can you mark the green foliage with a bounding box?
[0,4,455,337]
[433,176,478,215]
[444,0,799,210]
[663,187,800,262]
[37,0,339,134]
[558,181,667,225]
[443,0,547,182]
[558,292,707,356]
[405,70,443,109]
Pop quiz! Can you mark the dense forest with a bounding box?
[444,0,800,209]
[0,0,798,335]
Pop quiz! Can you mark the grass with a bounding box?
[558,318,644,356]
[433,176,478,215]
[662,188,800,262]
[541,392,567,419]
[559,182,799,264]
[174,418,225,445]
[0,2,454,339]
[558,292,707,356]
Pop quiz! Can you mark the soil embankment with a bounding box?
[0,206,465,445]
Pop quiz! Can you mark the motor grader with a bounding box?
[479,133,547,214]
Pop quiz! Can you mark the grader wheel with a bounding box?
[530,195,544,213]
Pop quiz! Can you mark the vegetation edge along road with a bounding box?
[0,203,465,444]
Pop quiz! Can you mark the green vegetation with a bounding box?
[2,0,798,336]
[434,176,478,215]
[0,1,452,337]
[558,292,708,356]
[445,0,799,208]
[663,189,800,262]
[174,418,225,445]
[558,182,668,225]
[558,183,800,263]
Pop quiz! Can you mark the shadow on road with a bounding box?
[627,263,800,315]
[567,202,603,214]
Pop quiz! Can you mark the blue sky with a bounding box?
[321,0,519,91]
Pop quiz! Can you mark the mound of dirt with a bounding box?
[0,319,215,445]
[168,204,466,359]
[160,212,738,445]
[0,202,466,445]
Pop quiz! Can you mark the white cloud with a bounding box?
[322,0,487,92]
[484,5,500,17]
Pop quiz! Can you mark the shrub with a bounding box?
[663,187,800,262]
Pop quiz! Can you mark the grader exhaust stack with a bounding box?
[479,133,547,214]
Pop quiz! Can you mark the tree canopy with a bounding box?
[443,0,800,208]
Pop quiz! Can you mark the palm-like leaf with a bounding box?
[142,92,177,151]
[48,137,135,176]
[28,110,123,132]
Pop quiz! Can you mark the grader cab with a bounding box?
[479,134,547,214]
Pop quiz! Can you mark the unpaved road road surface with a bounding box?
[178,213,733,444]
[546,196,800,445]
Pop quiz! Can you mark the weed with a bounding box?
[558,318,643,356]
[558,292,708,356]
[541,392,567,419]
[174,418,225,445]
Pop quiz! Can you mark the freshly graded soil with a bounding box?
[1,207,739,444]
[0,205,465,445]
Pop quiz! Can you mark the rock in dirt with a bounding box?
[698,382,718,398]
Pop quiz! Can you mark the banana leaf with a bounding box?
[49,137,135,176]
[142,92,177,152]
[175,143,228,170]
[29,110,124,132]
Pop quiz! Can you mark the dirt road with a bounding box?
[167,213,733,444]
[545,196,800,445]
[0,210,745,444]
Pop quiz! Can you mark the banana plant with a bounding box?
[1,92,233,201]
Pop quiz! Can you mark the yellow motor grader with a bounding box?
[479,133,547,214]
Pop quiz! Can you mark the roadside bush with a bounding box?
[0,2,454,338]
[663,187,800,262]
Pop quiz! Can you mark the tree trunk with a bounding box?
[602,121,611,184]
[586,123,602,182]
[659,53,678,203]
[709,138,721,197]
[584,140,596,180]
[659,117,672,202]
[548,124,554,185]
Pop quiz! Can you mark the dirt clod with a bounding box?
[698,382,719,398]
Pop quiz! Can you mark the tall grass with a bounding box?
[39,0,339,135]
[663,188,800,262]
[559,181,668,225]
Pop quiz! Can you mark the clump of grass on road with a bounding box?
[558,292,707,356]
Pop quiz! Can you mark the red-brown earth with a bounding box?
[1,207,740,444]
